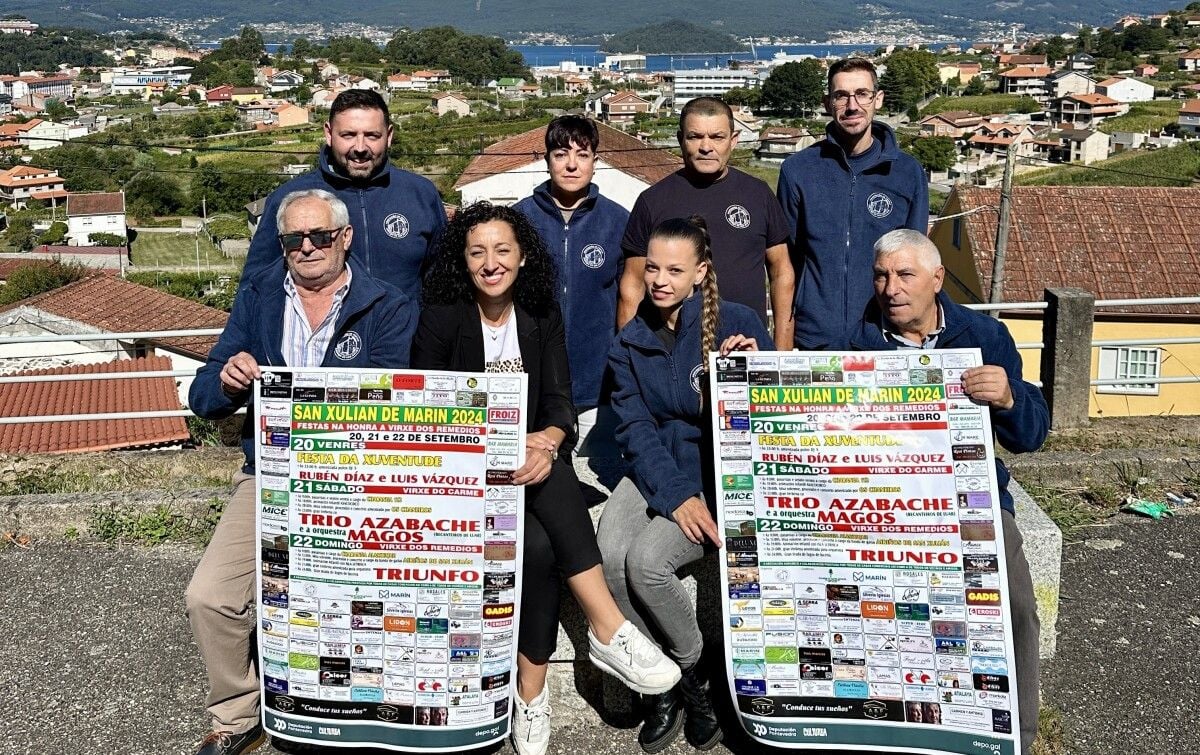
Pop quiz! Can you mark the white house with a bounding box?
[1095,76,1155,103]
[431,92,471,118]
[66,192,127,246]
[266,70,305,94]
[11,119,69,151]
[1179,99,1200,136]
[1046,70,1096,100]
[0,165,65,207]
[453,122,681,210]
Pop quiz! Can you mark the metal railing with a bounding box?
[0,294,1196,427]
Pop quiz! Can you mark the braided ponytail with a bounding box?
[689,215,721,377]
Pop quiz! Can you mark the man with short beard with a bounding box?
[777,57,928,351]
[243,90,446,303]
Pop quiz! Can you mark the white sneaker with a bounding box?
[511,686,552,755]
[588,620,682,695]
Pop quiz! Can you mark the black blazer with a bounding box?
[411,300,578,453]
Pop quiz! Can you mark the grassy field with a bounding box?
[922,94,1040,117]
[1097,99,1183,134]
[129,231,234,270]
[738,157,781,191]
[1016,141,1200,187]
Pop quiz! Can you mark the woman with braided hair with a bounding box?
[597,216,770,753]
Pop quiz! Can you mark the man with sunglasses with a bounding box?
[777,57,928,350]
[242,89,447,304]
[186,188,417,755]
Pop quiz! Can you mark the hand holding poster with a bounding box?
[710,350,1021,755]
[254,367,527,751]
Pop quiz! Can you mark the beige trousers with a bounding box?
[184,471,260,733]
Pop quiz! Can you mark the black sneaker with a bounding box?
[196,725,267,755]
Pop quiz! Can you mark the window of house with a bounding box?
[952,218,962,249]
[1097,346,1161,395]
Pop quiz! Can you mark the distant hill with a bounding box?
[0,0,1168,39]
[600,20,746,54]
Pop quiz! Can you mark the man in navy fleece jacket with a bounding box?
[777,57,928,349]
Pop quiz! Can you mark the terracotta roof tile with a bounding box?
[453,122,681,190]
[0,356,190,454]
[999,65,1053,78]
[1181,100,1200,114]
[954,186,1200,315]
[66,191,125,216]
[0,274,227,358]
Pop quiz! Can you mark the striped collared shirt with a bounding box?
[281,266,353,367]
[882,303,945,350]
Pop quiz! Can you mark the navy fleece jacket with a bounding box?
[243,147,446,304]
[610,295,772,517]
[778,122,928,349]
[848,290,1049,515]
[190,259,417,473]
[514,181,627,409]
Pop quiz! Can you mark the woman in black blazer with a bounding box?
[411,203,679,755]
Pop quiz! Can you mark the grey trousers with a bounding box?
[596,477,707,668]
[1003,508,1041,755]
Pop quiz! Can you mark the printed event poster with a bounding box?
[709,349,1020,755]
[253,367,528,751]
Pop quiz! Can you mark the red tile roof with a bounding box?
[0,274,227,358]
[453,122,681,190]
[0,356,190,454]
[999,65,1053,78]
[66,191,125,217]
[1065,93,1120,106]
[952,186,1200,315]
[1181,100,1200,114]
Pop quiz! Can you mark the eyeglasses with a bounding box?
[830,89,878,107]
[278,227,345,252]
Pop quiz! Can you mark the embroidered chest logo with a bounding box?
[725,204,751,229]
[334,331,362,360]
[384,213,410,239]
[580,243,605,269]
[689,363,705,394]
[866,192,894,219]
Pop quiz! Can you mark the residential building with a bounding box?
[493,78,527,97]
[1147,14,1170,28]
[966,121,1036,164]
[411,70,452,90]
[0,273,227,407]
[930,185,1200,416]
[387,73,414,91]
[20,75,71,100]
[66,192,126,247]
[0,93,10,117]
[956,61,982,83]
[1096,76,1155,103]
[604,54,648,72]
[601,90,653,124]
[0,18,37,34]
[431,92,471,118]
[663,68,762,109]
[1047,70,1096,99]
[998,65,1053,99]
[918,110,983,138]
[1065,52,1097,72]
[0,119,69,151]
[1053,93,1128,127]
[309,87,344,109]
[1178,49,1200,72]
[109,67,192,96]
[732,107,763,146]
[454,122,681,210]
[266,70,305,93]
[230,86,265,104]
[1112,15,1142,30]
[0,165,65,207]
[150,44,201,62]
[1134,64,1159,77]
[205,84,233,104]
[271,103,310,128]
[754,126,817,162]
[1056,127,1111,164]
[1179,99,1200,135]
[584,89,616,117]
[346,76,380,92]
[998,53,1047,67]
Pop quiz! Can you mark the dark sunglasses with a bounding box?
[278,227,345,252]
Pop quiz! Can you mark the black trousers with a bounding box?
[517,458,603,661]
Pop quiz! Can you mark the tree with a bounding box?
[1076,26,1094,53]
[760,60,824,116]
[963,76,987,96]
[188,89,201,104]
[1122,25,1169,54]
[878,50,939,114]
[384,26,528,84]
[88,232,128,247]
[44,98,73,121]
[0,261,88,305]
[4,214,34,250]
[124,172,185,217]
[291,37,314,60]
[38,221,67,245]
[723,86,761,108]
[906,136,957,174]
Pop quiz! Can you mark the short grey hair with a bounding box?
[275,188,350,232]
[873,229,942,271]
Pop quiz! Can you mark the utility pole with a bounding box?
[989,143,1016,317]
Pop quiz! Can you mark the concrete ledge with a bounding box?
[1011,481,1063,661]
